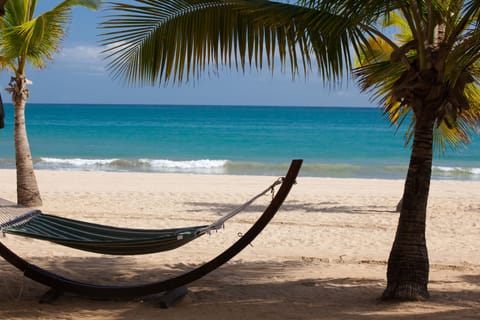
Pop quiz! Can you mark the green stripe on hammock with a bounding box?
[3,214,207,255]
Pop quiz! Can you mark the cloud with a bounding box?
[53,45,106,75]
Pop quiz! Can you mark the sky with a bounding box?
[0,1,373,107]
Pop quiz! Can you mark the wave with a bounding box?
[433,166,480,178]
[35,157,229,174]
[39,157,119,166]
[0,157,478,180]
[144,159,227,169]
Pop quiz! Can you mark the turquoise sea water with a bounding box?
[0,103,479,180]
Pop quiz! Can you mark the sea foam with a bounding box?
[37,157,228,173]
[140,159,227,169]
[433,166,480,177]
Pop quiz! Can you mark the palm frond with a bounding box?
[99,0,371,86]
[384,79,480,153]
[445,28,480,84]
[0,55,14,70]
[0,0,101,70]
[299,0,401,24]
[354,58,408,105]
[433,82,480,151]
[382,11,413,44]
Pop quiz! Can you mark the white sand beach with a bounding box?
[0,169,479,319]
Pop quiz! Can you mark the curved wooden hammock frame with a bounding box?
[0,159,302,299]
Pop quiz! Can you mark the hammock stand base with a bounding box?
[39,285,188,308]
[0,159,302,302]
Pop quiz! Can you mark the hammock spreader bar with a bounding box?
[0,159,302,299]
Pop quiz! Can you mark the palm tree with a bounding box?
[0,0,101,207]
[100,0,480,300]
[355,11,480,211]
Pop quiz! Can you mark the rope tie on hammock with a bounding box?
[197,177,284,235]
[1,210,41,235]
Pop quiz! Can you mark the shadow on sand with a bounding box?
[1,255,478,320]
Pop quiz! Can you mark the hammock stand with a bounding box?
[0,159,302,302]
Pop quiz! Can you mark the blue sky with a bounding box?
[0,1,373,107]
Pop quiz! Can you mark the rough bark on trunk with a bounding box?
[9,75,42,207]
[382,113,433,301]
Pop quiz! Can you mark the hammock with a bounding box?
[0,159,302,300]
[0,178,283,255]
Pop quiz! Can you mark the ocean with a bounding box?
[0,104,479,180]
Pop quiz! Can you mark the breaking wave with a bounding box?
[0,157,478,180]
[35,157,229,174]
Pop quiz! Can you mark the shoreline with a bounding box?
[1,169,479,319]
[2,162,480,181]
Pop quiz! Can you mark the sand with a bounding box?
[0,169,479,319]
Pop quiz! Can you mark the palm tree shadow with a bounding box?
[461,274,480,285]
[185,199,398,216]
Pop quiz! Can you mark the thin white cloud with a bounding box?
[54,45,106,75]
[61,45,100,60]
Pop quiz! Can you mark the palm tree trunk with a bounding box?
[382,112,433,301]
[10,75,42,207]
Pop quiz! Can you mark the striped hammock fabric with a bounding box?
[2,212,208,255]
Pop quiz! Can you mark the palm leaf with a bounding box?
[0,0,101,71]
[99,0,370,86]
